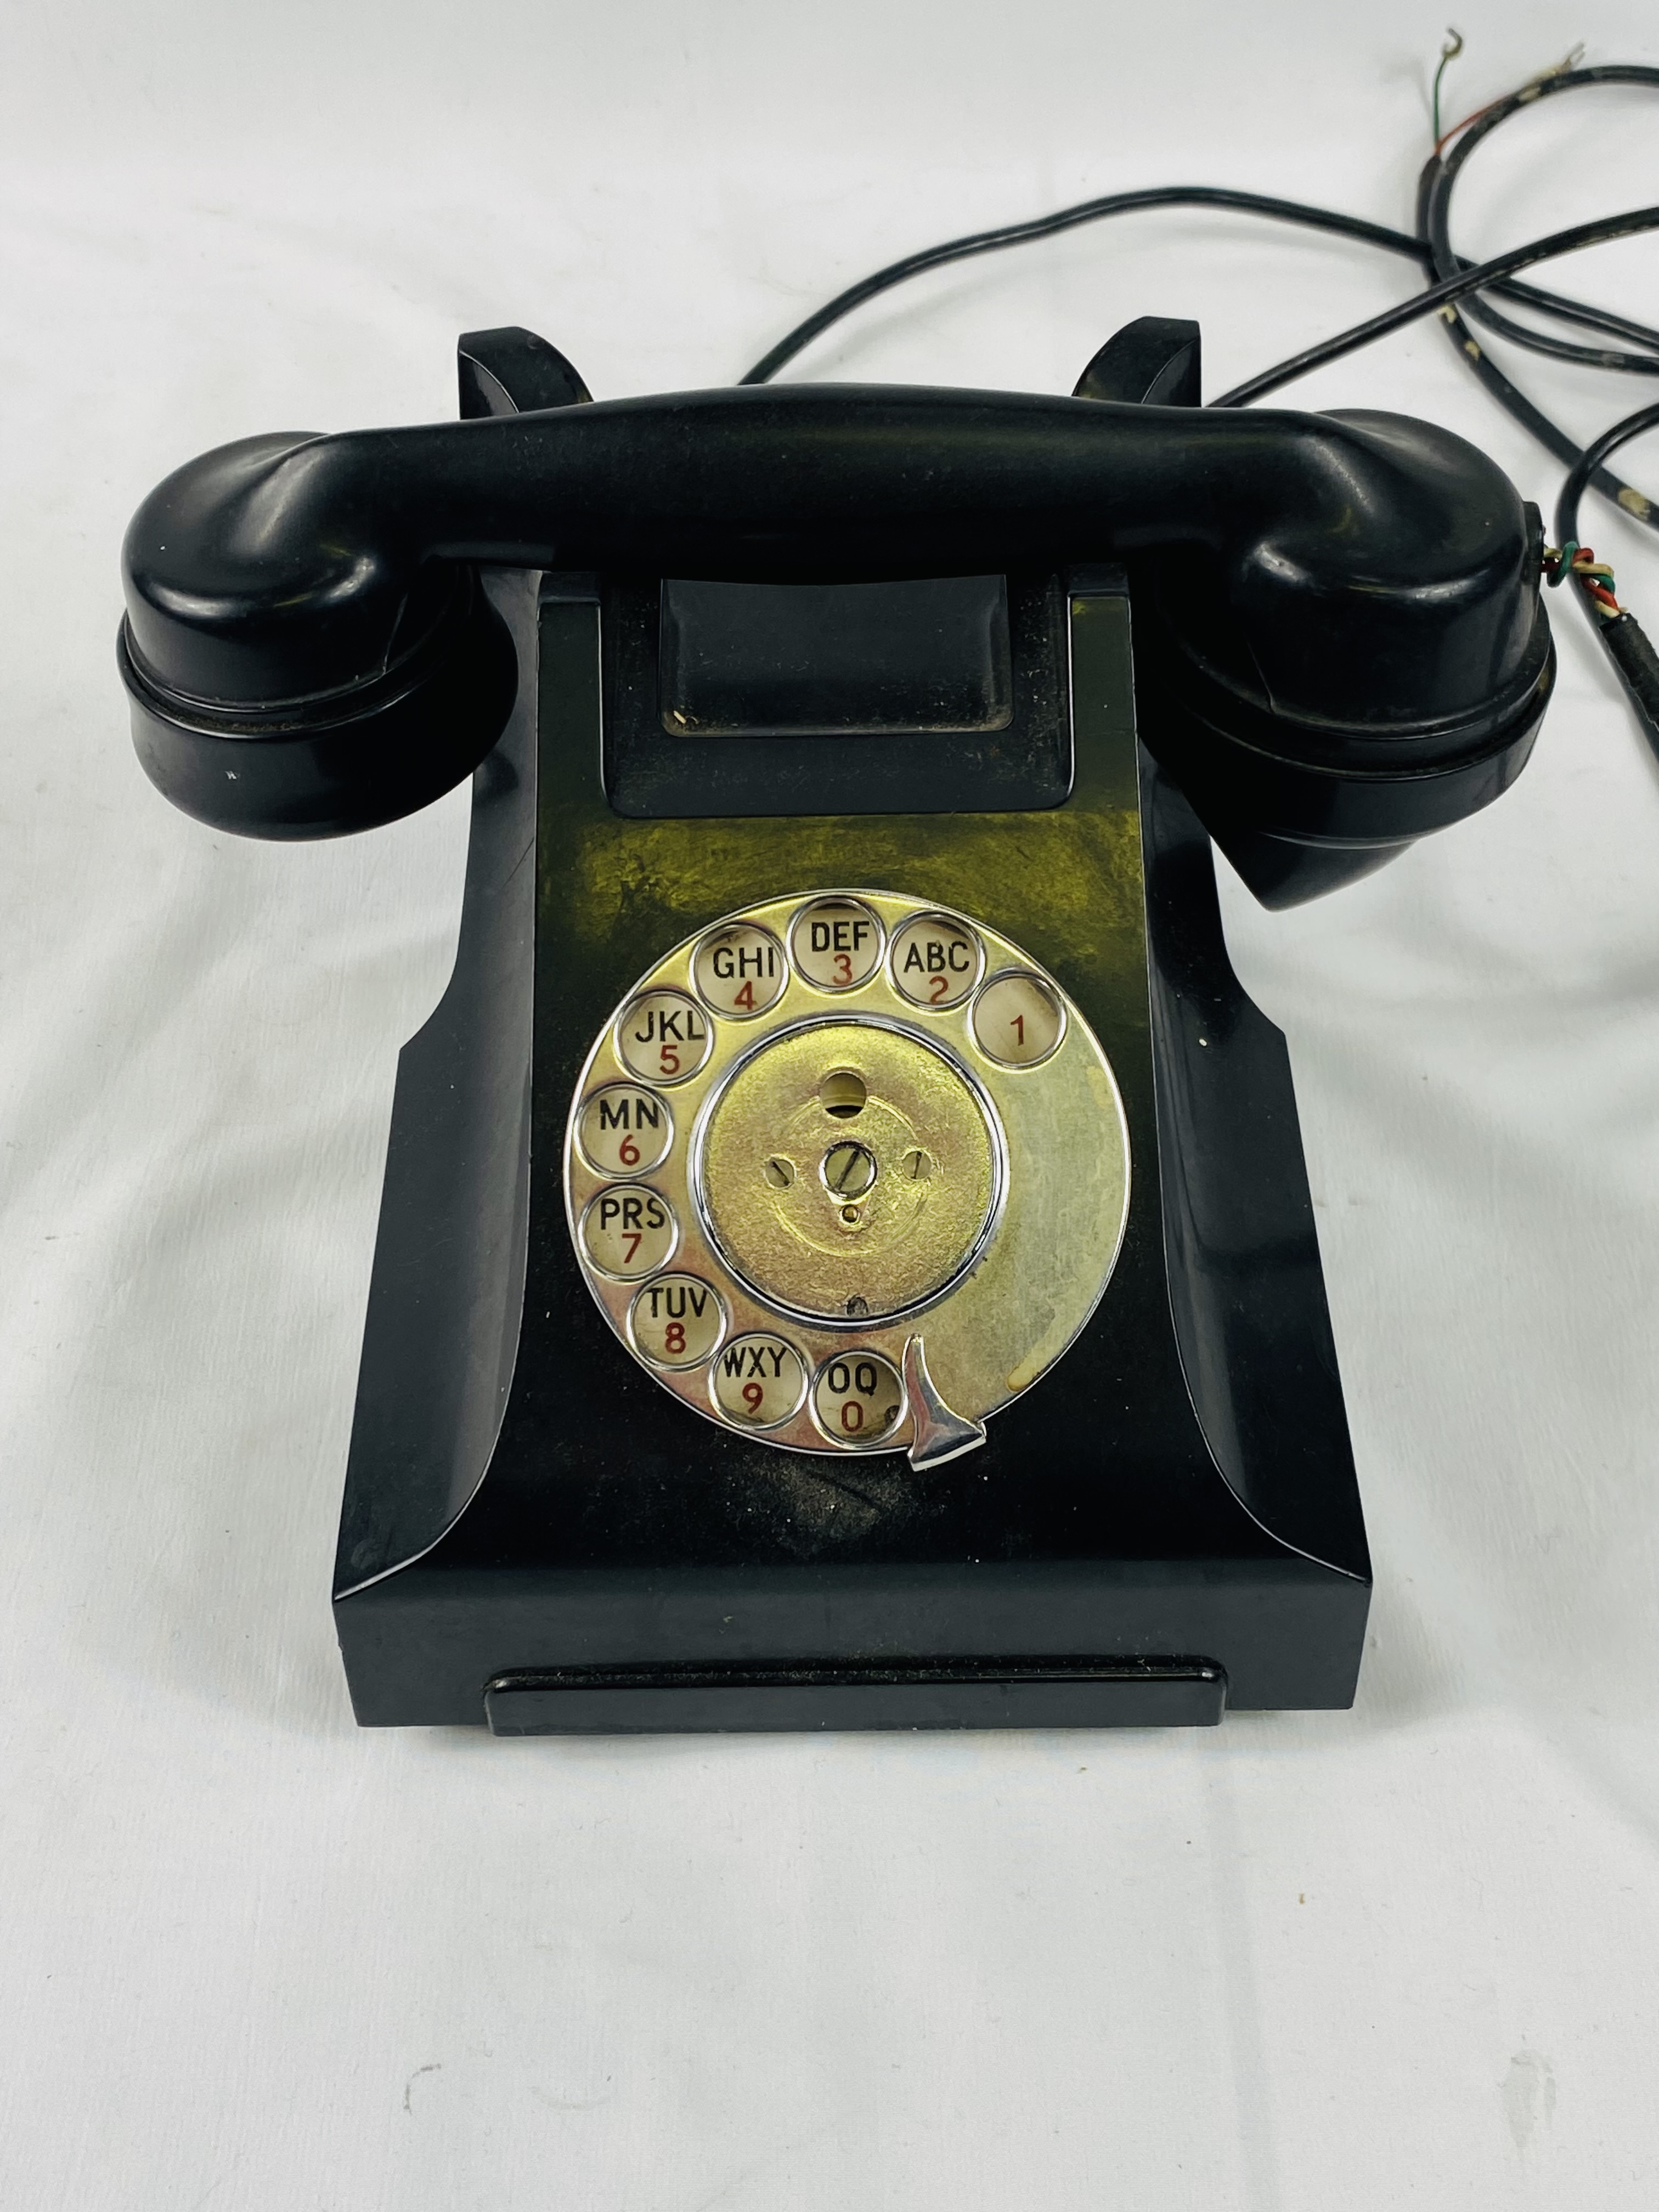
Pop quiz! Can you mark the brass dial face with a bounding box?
[697,1018,1002,1324]
[563,890,1131,1468]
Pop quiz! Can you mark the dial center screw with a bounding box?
[821,1139,877,1199]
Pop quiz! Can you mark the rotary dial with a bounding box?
[563,890,1130,1467]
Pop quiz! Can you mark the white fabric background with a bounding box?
[2,4,1657,2204]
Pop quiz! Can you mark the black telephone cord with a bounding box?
[737,185,1655,390]
[1417,67,1659,535]
[739,62,1659,759]
[1208,201,1659,405]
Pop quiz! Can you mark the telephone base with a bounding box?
[331,571,1370,1731]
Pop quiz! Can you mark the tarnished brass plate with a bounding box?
[697,1019,1001,1323]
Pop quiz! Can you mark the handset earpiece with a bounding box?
[1070,315,1551,903]
[119,332,1552,894]
[120,450,518,840]
[119,326,590,840]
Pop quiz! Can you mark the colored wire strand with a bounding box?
[1431,41,1583,157]
[1554,402,1659,749]
[1431,30,1464,147]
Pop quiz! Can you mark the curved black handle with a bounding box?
[119,374,1552,847]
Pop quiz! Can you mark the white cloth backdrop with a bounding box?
[2,4,1657,2204]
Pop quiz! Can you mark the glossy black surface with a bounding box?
[120,568,517,841]
[1073,314,1550,904]
[1074,314,1203,407]
[485,1660,1227,1735]
[661,574,1014,733]
[119,335,1551,895]
[601,568,1071,817]
[1139,759,1367,1576]
[122,383,1539,714]
[334,336,553,1589]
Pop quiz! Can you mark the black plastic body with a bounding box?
[326,328,1372,1731]
[601,571,1072,816]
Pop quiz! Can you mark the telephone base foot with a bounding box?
[482,1659,1226,1735]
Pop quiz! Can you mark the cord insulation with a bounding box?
[737,60,1659,752]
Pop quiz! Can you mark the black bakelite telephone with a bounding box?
[119,317,1554,1733]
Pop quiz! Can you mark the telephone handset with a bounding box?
[567,890,1128,1468]
[119,319,1551,1733]
[119,328,1550,901]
